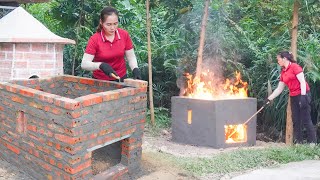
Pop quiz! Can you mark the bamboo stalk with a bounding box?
[146,0,155,126]
[286,0,300,145]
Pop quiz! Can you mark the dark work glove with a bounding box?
[263,99,271,107]
[299,95,309,109]
[99,63,118,77]
[132,67,141,79]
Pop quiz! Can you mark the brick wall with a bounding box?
[0,75,148,179]
[0,42,64,82]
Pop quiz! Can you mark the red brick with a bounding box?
[38,94,55,104]
[64,160,91,174]
[53,151,63,159]
[29,61,44,68]
[81,94,103,107]
[37,145,51,154]
[68,157,81,165]
[54,134,81,145]
[14,61,28,68]
[99,91,120,101]
[67,111,81,119]
[57,162,63,169]
[44,62,54,69]
[49,158,55,165]
[16,111,26,134]
[6,52,13,60]
[39,161,52,171]
[55,143,61,150]
[14,53,24,60]
[43,106,51,112]
[74,83,87,90]
[27,125,37,132]
[64,102,81,110]
[0,61,12,68]
[79,78,95,85]
[51,108,61,115]
[38,128,53,137]
[29,133,45,143]
[5,143,20,154]
[11,96,24,104]
[15,43,30,52]
[46,141,53,147]
[0,43,13,51]
[31,43,47,52]
[63,76,79,83]
[90,88,98,93]
[7,131,19,139]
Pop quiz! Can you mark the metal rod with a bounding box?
[243,105,266,125]
[227,102,269,139]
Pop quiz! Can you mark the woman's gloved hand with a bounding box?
[132,68,141,79]
[264,99,271,107]
[99,63,118,77]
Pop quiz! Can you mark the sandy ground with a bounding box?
[0,130,288,180]
[0,158,33,180]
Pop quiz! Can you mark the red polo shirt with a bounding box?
[85,28,134,80]
[280,62,310,96]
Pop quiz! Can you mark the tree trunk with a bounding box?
[146,0,155,126]
[286,0,300,144]
[195,0,210,78]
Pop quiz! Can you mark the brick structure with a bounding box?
[0,75,148,179]
[0,7,75,81]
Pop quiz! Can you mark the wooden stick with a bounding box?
[195,0,210,78]
[111,73,120,82]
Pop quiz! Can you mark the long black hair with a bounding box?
[278,51,295,62]
[96,6,119,32]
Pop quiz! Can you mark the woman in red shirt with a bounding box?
[267,51,316,143]
[81,6,141,82]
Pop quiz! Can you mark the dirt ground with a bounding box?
[0,129,286,180]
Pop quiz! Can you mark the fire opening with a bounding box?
[187,110,192,124]
[225,124,247,143]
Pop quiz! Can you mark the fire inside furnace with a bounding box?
[181,70,248,100]
[225,124,247,143]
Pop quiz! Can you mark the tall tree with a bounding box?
[195,0,210,77]
[286,0,300,144]
[146,0,155,126]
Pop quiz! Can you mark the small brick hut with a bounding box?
[0,6,75,82]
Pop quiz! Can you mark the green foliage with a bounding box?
[26,0,320,139]
[146,107,171,129]
[218,0,320,137]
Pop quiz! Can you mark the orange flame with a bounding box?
[182,70,248,100]
[225,124,247,143]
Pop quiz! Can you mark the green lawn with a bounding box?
[160,144,320,176]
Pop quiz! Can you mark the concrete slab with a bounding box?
[232,160,320,180]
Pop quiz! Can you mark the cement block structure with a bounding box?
[0,75,147,179]
[171,96,257,149]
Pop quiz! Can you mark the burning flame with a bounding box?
[225,124,247,143]
[181,70,248,100]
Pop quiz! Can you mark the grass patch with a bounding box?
[168,144,320,176]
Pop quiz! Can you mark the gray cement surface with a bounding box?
[232,160,320,180]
